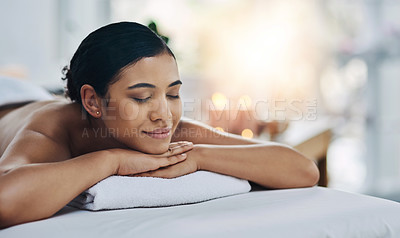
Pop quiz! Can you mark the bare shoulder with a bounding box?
[0,101,82,173]
[1,100,78,142]
[22,101,79,139]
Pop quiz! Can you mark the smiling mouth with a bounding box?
[143,128,171,139]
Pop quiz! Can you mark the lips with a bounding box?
[143,127,171,139]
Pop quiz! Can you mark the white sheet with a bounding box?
[2,187,400,238]
[0,77,53,107]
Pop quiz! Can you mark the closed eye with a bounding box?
[133,97,151,103]
[168,95,180,99]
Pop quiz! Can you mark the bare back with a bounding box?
[0,100,112,173]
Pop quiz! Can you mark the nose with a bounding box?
[149,97,172,122]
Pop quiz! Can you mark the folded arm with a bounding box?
[166,117,320,188]
[0,129,119,228]
[0,129,192,229]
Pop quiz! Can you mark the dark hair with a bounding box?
[62,21,175,104]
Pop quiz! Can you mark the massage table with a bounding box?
[1,77,399,236]
[2,186,400,237]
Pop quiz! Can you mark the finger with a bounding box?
[157,142,193,157]
[169,141,189,147]
[159,153,187,167]
[150,142,186,156]
[168,141,192,150]
[132,154,187,177]
[146,153,187,171]
[134,160,190,179]
[168,142,183,149]
[167,143,193,156]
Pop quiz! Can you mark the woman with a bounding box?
[0,22,319,228]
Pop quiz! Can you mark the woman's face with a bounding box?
[101,53,182,154]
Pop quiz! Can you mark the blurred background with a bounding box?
[1,0,399,200]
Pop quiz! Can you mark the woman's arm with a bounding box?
[151,117,320,188]
[0,149,115,228]
[194,144,319,189]
[0,130,192,228]
[172,117,261,145]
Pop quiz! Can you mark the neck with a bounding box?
[70,107,130,156]
[88,118,129,150]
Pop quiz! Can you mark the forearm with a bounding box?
[197,144,319,189]
[173,118,260,145]
[0,150,116,228]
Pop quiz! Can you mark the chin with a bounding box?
[136,143,170,155]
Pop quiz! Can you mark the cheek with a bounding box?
[117,99,142,120]
[170,99,182,121]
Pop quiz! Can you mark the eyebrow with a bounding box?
[127,80,182,90]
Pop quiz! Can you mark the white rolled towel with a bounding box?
[69,171,251,211]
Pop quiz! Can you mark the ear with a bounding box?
[80,84,102,118]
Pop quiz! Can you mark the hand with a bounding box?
[133,144,205,179]
[112,141,194,176]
